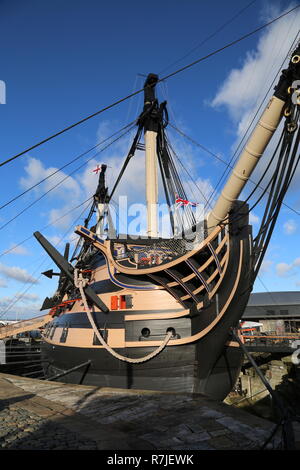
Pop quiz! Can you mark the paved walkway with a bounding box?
[0,372,293,450]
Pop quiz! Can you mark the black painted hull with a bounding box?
[42,341,243,399]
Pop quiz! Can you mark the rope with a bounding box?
[0,120,136,212]
[74,268,172,364]
[1,5,298,169]
[0,200,92,320]
[0,125,135,231]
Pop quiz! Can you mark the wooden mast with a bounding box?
[94,164,108,237]
[207,43,300,232]
[143,74,159,238]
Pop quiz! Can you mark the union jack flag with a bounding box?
[175,196,198,207]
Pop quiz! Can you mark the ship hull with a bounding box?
[42,341,243,398]
[41,264,249,400]
[40,202,252,401]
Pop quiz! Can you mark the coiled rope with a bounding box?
[74,268,172,364]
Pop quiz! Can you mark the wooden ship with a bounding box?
[2,41,300,401]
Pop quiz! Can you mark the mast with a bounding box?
[143,74,159,238]
[94,164,108,237]
[207,43,300,232]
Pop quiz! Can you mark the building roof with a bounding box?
[247,291,300,307]
[243,291,300,319]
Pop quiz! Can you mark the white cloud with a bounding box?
[276,262,292,277]
[194,177,215,203]
[0,299,41,320]
[77,157,106,200]
[17,116,216,240]
[0,293,39,305]
[249,212,260,225]
[0,263,39,284]
[7,243,30,256]
[283,219,297,235]
[276,257,300,277]
[259,259,273,274]
[48,205,75,231]
[210,4,300,192]
[18,127,140,232]
[0,291,41,320]
[211,6,300,128]
[20,156,81,202]
[96,120,116,144]
[19,293,39,302]
[47,234,63,246]
[0,279,7,288]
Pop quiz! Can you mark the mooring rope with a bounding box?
[74,268,172,364]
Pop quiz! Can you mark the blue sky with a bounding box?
[0,0,300,319]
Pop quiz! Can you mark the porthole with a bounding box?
[166,327,176,337]
[141,327,150,338]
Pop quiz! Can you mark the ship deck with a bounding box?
[1,372,297,451]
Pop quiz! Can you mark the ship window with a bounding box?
[60,327,69,343]
[93,329,108,345]
[44,324,51,337]
[49,324,57,340]
[166,327,180,339]
[120,295,133,309]
[111,295,133,310]
[141,328,150,338]
[125,295,133,309]
[120,295,126,309]
[166,327,176,338]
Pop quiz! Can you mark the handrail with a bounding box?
[242,334,300,339]
[0,314,52,340]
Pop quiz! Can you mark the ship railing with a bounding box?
[109,225,226,272]
[111,237,189,268]
[241,333,300,350]
[0,314,52,340]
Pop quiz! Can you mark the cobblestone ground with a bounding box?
[0,373,290,450]
[0,400,98,450]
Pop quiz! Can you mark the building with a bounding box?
[243,291,300,334]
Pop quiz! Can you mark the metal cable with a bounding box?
[1,5,298,169]
[0,125,135,231]
[0,120,136,211]
[0,199,92,319]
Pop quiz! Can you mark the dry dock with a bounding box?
[1,372,298,450]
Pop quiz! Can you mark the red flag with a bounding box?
[175,196,197,207]
[92,165,101,175]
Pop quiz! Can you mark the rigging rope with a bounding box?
[207,29,300,208]
[74,268,172,364]
[0,4,298,169]
[0,196,93,259]
[169,122,300,217]
[0,125,135,231]
[165,133,212,208]
[253,116,300,278]
[158,0,258,75]
[0,199,92,319]
[159,132,197,229]
[0,120,136,212]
